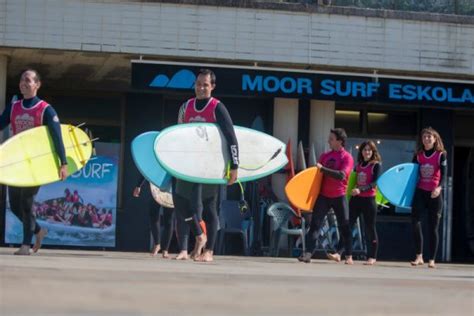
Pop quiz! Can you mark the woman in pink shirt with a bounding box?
[411,127,447,269]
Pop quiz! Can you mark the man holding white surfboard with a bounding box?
[0,69,68,255]
[173,69,239,262]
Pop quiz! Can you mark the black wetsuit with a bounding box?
[135,176,174,251]
[305,150,353,257]
[174,98,238,252]
[348,162,381,259]
[411,149,447,260]
[0,96,66,245]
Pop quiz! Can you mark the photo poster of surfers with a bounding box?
[4,142,119,247]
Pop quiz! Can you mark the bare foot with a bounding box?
[411,255,424,266]
[327,252,341,262]
[428,260,436,268]
[162,251,170,259]
[190,242,201,260]
[297,252,312,263]
[14,245,31,256]
[150,244,161,256]
[195,250,214,262]
[193,234,207,259]
[344,256,354,265]
[32,228,48,253]
[364,258,376,265]
[174,251,189,260]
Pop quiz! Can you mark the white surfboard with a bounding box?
[154,123,288,184]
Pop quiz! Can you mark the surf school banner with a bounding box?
[4,143,119,248]
[132,60,474,109]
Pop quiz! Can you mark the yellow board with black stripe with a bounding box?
[0,124,92,187]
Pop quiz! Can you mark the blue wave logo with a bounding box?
[149,69,195,89]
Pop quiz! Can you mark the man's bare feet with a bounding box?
[327,252,341,262]
[192,234,207,259]
[32,228,48,253]
[411,254,424,266]
[174,251,189,260]
[14,245,30,256]
[195,249,214,262]
[151,244,161,256]
[344,256,354,265]
[428,260,436,268]
[364,258,376,265]
[162,251,170,259]
[190,241,202,260]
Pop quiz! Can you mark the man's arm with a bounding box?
[318,154,353,181]
[215,103,239,169]
[319,166,345,180]
[43,106,68,180]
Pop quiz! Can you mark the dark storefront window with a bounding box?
[335,109,362,135]
[368,111,417,136]
[455,112,474,141]
[51,94,122,142]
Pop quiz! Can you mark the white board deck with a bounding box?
[154,123,288,184]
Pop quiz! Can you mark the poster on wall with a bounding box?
[4,143,119,247]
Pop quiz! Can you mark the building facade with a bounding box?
[0,0,473,261]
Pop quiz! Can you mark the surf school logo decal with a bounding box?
[14,113,35,133]
[325,158,336,169]
[420,163,435,180]
[149,69,196,89]
[357,171,367,186]
[189,115,206,122]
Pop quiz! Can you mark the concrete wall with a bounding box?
[0,0,472,76]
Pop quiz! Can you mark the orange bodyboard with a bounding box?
[284,167,323,212]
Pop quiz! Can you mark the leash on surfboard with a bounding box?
[225,164,249,214]
[223,146,284,214]
[237,147,283,172]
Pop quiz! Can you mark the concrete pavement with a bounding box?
[0,247,473,316]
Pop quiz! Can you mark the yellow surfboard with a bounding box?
[0,124,92,187]
[284,167,323,212]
